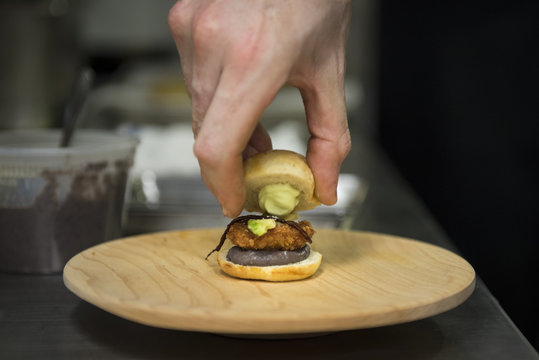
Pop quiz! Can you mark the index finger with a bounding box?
[193,66,283,217]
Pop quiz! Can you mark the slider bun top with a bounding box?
[243,150,321,213]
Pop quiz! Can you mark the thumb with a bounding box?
[300,77,351,205]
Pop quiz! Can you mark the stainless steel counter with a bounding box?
[1,137,537,359]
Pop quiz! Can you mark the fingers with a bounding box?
[190,3,232,132]
[300,76,351,206]
[168,0,197,87]
[170,1,227,134]
[290,1,351,206]
[193,66,282,217]
[170,1,281,217]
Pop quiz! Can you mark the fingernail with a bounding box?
[222,207,233,218]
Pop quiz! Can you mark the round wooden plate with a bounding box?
[63,229,475,335]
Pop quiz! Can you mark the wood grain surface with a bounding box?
[63,229,475,335]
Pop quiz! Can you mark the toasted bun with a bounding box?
[217,247,322,282]
[243,150,320,213]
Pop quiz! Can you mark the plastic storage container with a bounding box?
[0,129,138,273]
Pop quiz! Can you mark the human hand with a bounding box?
[169,0,351,217]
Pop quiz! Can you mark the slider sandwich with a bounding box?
[206,150,322,281]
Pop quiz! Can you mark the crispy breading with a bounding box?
[227,220,315,250]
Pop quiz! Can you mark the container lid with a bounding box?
[0,129,139,167]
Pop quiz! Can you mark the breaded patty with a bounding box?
[227,220,315,250]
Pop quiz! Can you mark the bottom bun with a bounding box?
[217,248,322,282]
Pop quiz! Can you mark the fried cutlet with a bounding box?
[227,220,315,250]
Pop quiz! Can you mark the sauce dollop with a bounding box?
[258,183,299,217]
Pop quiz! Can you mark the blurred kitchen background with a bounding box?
[0,0,537,350]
